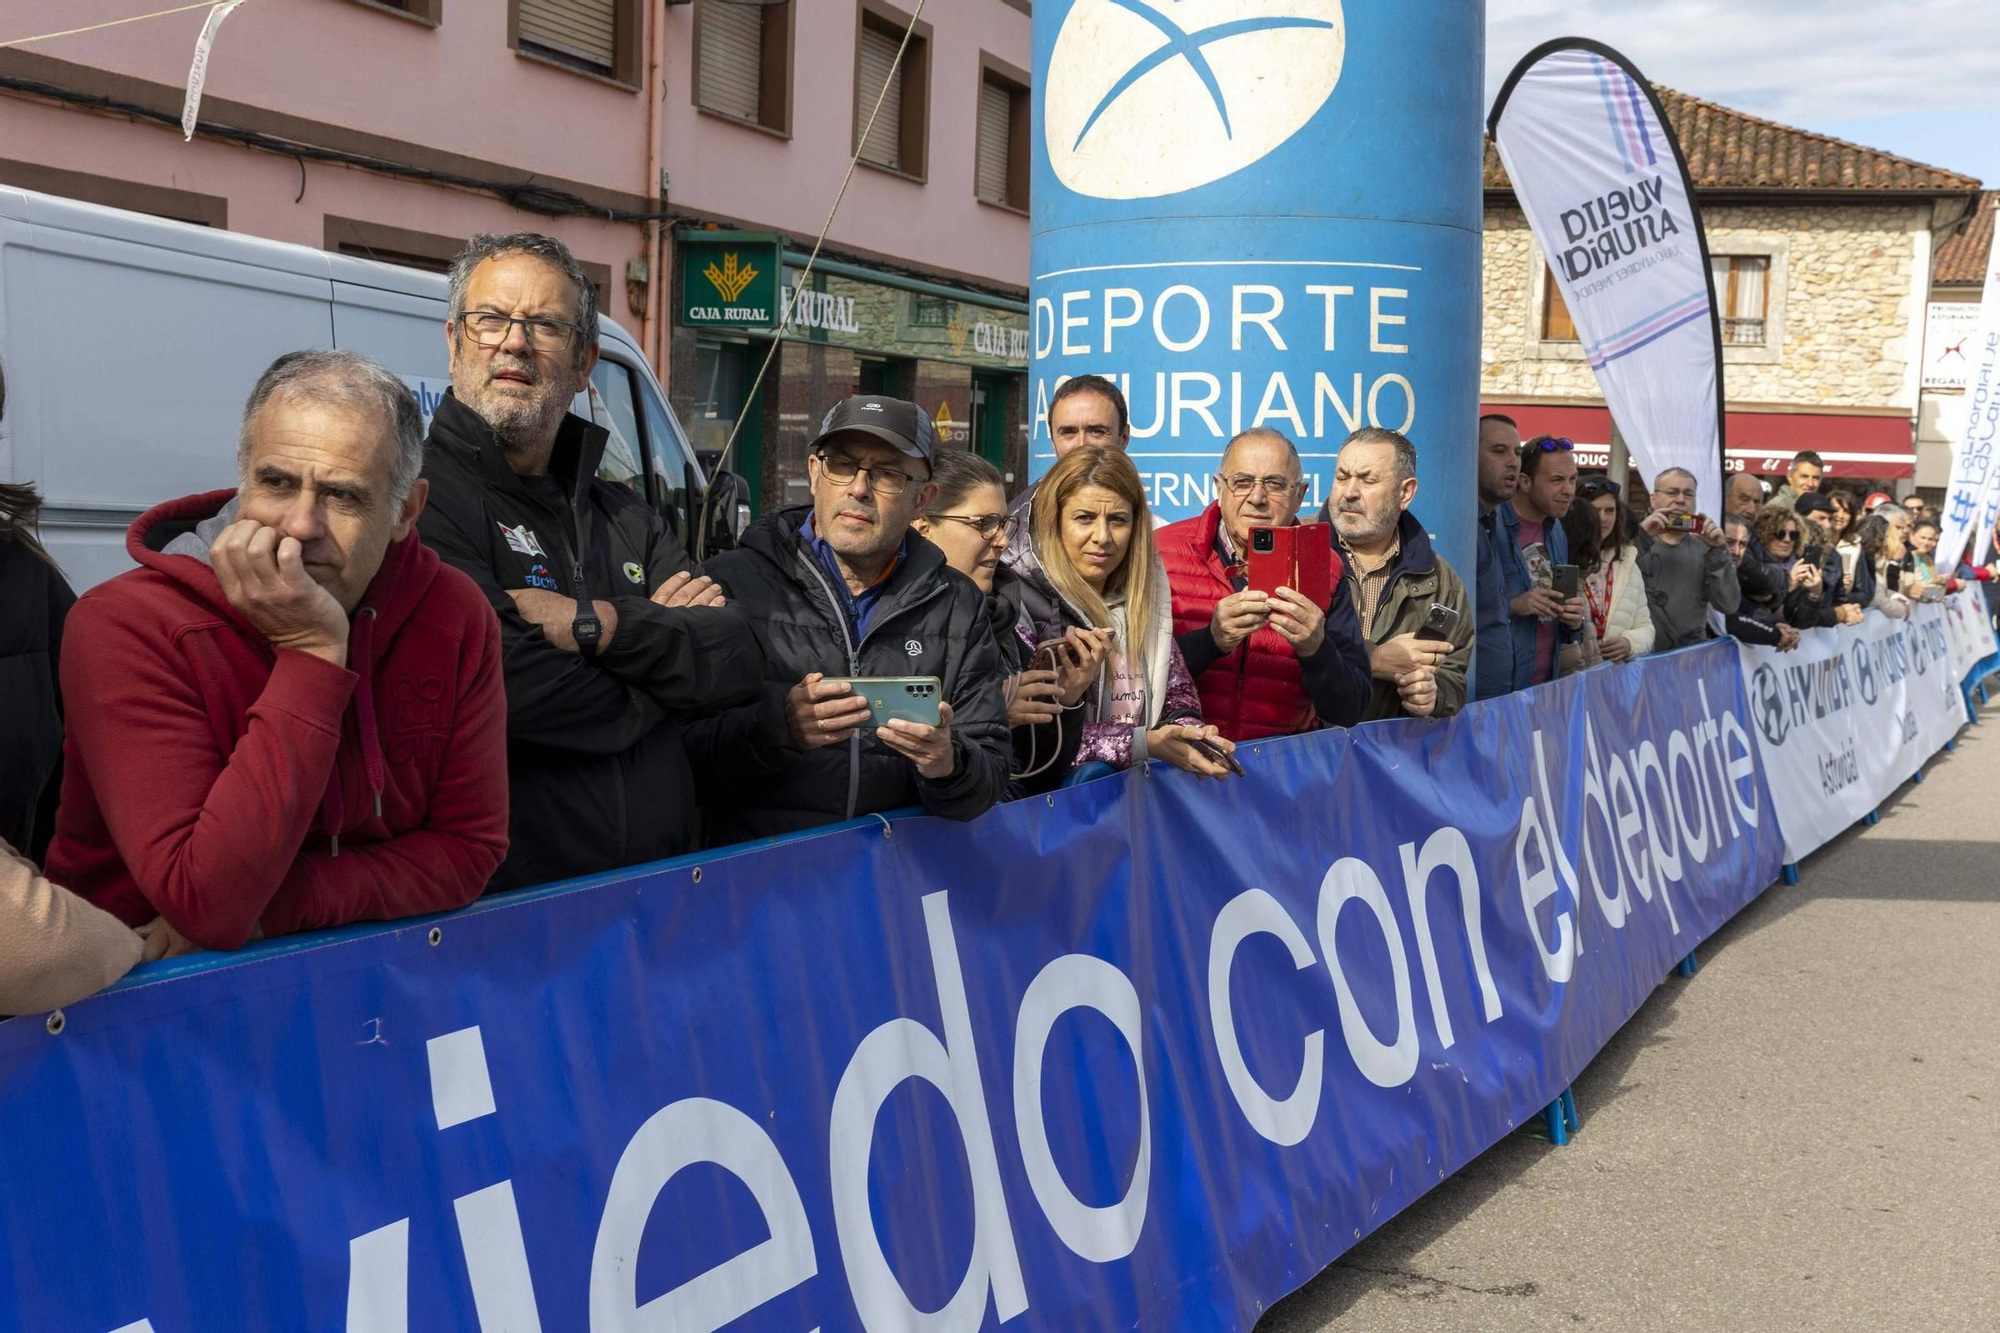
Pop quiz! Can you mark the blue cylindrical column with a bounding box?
[1030,0,1484,578]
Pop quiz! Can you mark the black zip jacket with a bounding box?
[687,505,1010,845]
[0,538,73,862]
[417,392,764,890]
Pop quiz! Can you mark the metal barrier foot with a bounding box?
[1677,949,1700,979]
[1913,768,1926,785]
[1782,863,1800,885]
[1540,1086,1581,1145]
[1946,738,1959,752]
[1864,809,1880,826]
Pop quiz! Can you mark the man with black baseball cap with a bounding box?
[686,395,1011,843]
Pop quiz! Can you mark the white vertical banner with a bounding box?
[1489,40,1726,510]
[1936,197,2000,572]
[182,0,249,142]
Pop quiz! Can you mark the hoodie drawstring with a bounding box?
[322,606,388,857]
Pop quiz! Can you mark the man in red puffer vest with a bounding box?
[47,351,509,954]
[1158,428,1373,741]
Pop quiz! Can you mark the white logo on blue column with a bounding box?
[1045,0,1346,200]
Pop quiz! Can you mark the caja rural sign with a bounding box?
[679,231,782,331]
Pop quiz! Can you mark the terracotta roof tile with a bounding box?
[1934,192,1995,286]
[1488,85,1982,194]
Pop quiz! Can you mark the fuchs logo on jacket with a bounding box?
[498,522,547,559]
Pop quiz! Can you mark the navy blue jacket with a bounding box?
[1473,500,1574,700]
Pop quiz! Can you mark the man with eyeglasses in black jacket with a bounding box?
[687,396,1011,845]
[417,233,765,889]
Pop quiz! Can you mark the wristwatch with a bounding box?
[572,609,603,659]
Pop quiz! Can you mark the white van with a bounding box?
[0,186,740,592]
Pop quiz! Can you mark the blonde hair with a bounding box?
[1030,446,1161,653]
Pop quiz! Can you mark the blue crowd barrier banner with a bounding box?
[0,643,1781,1332]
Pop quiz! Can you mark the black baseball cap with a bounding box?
[808,395,936,466]
[1794,491,1835,518]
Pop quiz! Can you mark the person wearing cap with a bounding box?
[417,232,765,889]
[687,396,1011,843]
[1793,491,1864,625]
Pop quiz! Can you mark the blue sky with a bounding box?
[1487,0,2000,187]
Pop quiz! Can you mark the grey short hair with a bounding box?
[1874,503,1909,522]
[1341,427,1418,484]
[1220,427,1302,477]
[238,350,425,508]
[447,232,599,369]
[1655,466,1698,492]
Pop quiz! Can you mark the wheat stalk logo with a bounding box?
[946,307,972,356]
[702,252,759,303]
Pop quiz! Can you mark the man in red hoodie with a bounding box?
[46,350,509,952]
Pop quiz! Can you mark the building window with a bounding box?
[1541,267,1577,342]
[911,293,951,327]
[975,58,1029,211]
[1712,254,1771,346]
[515,0,640,86]
[349,0,441,24]
[854,3,930,180]
[695,0,791,134]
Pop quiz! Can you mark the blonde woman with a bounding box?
[1002,447,1237,778]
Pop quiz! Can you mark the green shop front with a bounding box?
[669,230,1029,515]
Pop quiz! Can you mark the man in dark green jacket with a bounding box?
[1323,429,1473,721]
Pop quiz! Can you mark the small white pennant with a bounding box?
[181,0,249,141]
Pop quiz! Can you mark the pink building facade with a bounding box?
[0,0,1031,509]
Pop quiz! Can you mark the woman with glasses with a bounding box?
[1560,476,1653,670]
[1750,506,1835,628]
[1002,447,1237,779]
[912,450,1101,793]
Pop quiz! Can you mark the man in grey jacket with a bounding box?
[1636,467,1740,650]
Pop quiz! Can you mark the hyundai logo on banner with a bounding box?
[1030,0,1482,578]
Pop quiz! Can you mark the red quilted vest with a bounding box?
[1157,505,1335,742]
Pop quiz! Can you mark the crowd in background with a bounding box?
[4,232,1998,1016]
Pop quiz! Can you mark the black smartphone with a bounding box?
[1416,602,1461,643]
[1187,736,1246,777]
[1550,564,1580,598]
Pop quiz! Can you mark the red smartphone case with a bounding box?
[1244,526,1294,597]
[1245,525,1342,607]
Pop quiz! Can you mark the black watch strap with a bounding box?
[573,610,604,659]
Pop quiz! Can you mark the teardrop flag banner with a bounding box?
[1489,39,1728,509]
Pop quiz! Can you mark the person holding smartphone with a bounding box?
[1635,467,1740,649]
[1489,436,1585,692]
[1002,447,1238,779]
[911,450,1102,795]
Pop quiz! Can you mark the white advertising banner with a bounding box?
[1490,42,1724,509]
[1941,583,1999,683]
[1935,199,2000,571]
[1740,606,1965,863]
[1924,301,1981,391]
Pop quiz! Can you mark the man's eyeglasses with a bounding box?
[931,512,1007,541]
[817,452,922,496]
[1220,473,1304,498]
[459,310,583,352]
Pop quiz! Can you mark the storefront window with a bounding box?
[692,338,764,513]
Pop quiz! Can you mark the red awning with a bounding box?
[1479,403,1915,481]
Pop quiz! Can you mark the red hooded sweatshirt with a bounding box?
[45,490,509,950]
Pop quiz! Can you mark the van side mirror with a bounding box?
[685,464,752,558]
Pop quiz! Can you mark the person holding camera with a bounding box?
[1636,467,1740,650]
[1484,435,1585,694]
[1561,475,1655,672]
[1159,427,1371,740]
[687,397,1012,843]
[1006,447,1238,778]
[1325,429,1471,720]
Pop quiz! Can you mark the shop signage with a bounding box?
[1924,301,1980,391]
[680,232,782,331]
[781,266,1028,371]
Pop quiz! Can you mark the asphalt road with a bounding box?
[1257,699,2000,1333]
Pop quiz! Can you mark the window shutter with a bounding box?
[855,25,903,170]
[520,0,616,71]
[698,2,763,122]
[1542,267,1577,342]
[977,80,1012,205]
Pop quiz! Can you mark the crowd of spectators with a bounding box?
[5,232,1997,1014]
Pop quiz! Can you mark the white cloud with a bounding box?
[1487,0,2000,124]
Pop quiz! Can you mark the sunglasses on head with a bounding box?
[1527,437,1575,453]
[1577,476,1621,497]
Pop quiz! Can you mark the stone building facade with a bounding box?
[1482,89,1982,493]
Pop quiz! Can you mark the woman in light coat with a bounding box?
[1561,476,1655,673]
